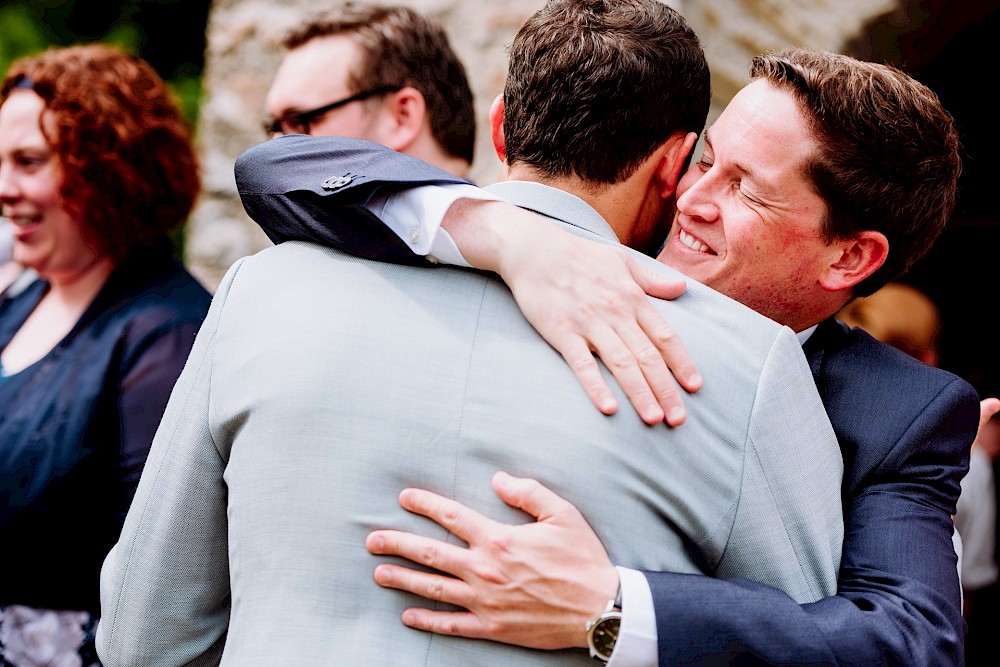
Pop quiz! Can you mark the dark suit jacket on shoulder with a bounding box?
[646,318,977,666]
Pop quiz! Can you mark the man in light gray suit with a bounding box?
[97,2,843,665]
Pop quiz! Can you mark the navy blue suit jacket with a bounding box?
[235,136,980,666]
[646,318,976,665]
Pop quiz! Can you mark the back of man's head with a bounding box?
[502,0,710,185]
[751,48,960,298]
[284,3,475,164]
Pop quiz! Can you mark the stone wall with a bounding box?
[187,0,898,291]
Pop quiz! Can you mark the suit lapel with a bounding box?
[803,318,848,380]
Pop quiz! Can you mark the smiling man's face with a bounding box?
[658,80,842,331]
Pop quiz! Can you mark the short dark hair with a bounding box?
[751,48,961,297]
[1,44,199,262]
[502,0,710,184]
[285,4,475,164]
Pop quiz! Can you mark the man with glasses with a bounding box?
[264,4,474,178]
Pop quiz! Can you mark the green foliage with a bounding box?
[0,1,207,116]
[169,73,204,127]
[0,5,51,77]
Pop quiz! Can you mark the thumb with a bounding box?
[980,398,1000,430]
[492,471,573,522]
[626,254,686,301]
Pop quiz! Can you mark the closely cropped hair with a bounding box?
[285,4,475,163]
[503,0,710,184]
[751,48,960,297]
[1,44,199,262]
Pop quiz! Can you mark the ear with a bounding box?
[655,132,698,198]
[818,230,889,292]
[379,86,425,152]
[916,348,940,367]
[488,94,506,163]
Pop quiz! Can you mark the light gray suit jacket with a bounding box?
[98,180,843,666]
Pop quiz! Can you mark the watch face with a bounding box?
[590,614,621,660]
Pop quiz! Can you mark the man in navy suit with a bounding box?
[236,23,979,667]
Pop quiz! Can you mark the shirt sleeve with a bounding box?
[607,567,658,667]
[115,321,203,521]
[366,184,508,268]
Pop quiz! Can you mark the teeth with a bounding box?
[679,229,709,253]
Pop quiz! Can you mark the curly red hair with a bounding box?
[1,44,199,261]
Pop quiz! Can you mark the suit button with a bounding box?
[322,175,355,191]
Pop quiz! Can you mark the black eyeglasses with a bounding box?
[264,85,403,136]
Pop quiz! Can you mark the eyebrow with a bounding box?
[703,127,757,182]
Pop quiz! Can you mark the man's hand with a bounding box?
[365,471,619,650]
[445,199,702,426]
[972,397,1000,457]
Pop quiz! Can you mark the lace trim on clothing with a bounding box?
[0,605,99,667]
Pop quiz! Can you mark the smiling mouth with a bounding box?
[679,229,714,254]
[6,214,41,227]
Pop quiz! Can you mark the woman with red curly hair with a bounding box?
[0,44,210,665]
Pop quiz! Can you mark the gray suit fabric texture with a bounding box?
[97,181,843,666]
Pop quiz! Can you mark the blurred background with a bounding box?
[2,0,998,398]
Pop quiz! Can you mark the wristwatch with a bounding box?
[586,584,623,663]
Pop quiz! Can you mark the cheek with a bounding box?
[24,171,64,210]
[675,170,701,204]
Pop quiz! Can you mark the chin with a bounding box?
[12,248,47,273]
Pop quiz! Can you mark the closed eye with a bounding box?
[737,187,763,206]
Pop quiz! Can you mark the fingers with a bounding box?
[556,335,620,416]
[399,608,492,641]
[626,254,687,301]
[979,398,1000,431]
[628,256,703,394]
[369,565,492,640]
[636,301,703,393]
[396,487,494,545]
[575,324,666,425]
[610,308,686,426]
[581,299,698,426]
[370,561,474,609]
[367,529,472,579]
[972,398,1000,454]
[565,253,701,426]
[491,472,577,523]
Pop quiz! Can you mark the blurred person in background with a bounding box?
[255,3,477,254]
[0,44,210,666]
[264,4,474,176]
[836,282,942,366]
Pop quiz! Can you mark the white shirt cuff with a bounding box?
[607,567,658,667]
[365,184,506,268]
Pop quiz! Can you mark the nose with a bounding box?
[675,167,719,224]
[0,161,19,208]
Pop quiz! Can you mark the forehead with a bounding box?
[0,91,50,151]
[265,35,361,112]
[707,80,817,186]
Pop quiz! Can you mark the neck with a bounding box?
[500,166,644,244]
[404,133,470,179]
[769,294,847,333]
[45,254,116,305]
